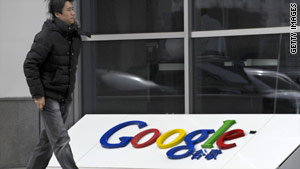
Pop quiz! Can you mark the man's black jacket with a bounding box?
[24,18,86,102]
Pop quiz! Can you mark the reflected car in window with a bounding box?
[245,68,300,114]
[96,69,180,96]
[195,56,300,114]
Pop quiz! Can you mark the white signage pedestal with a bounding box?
[48,114,300,169]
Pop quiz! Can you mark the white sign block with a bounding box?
[48,114,300,169]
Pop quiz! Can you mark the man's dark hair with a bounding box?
[46,0,74,18]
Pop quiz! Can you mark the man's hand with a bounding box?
[34,97,45,110]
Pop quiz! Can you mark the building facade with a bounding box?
[0,0,299,168]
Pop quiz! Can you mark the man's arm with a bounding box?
[23,32,51,109]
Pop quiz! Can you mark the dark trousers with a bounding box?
[27,98,78,169]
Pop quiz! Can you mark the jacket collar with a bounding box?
[42,18,90,38]
[53,18,79,37]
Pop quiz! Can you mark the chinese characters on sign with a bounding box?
[191,149,222,160]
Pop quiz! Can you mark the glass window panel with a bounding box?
[83,39,184,114]
[81,0,183,34]
[193,0,300,30]
[193,33,300,114]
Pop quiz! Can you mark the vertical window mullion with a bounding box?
[184,0,193,114]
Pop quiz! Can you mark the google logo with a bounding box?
[100,120,245,159]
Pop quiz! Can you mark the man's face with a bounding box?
[55,1,75,25]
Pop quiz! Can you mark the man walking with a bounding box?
[23,0,89,168]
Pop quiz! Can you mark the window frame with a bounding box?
[78,0,300,115]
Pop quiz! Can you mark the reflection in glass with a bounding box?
[193,0,300,30]
[84,39,184,114]
[81,0,183,34]
[194,34,300,114]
